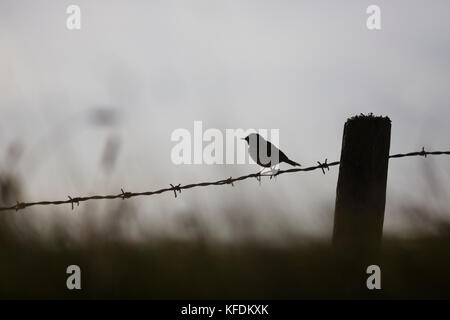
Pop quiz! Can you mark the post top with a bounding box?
[346,113,391,124]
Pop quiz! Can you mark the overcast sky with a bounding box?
[1,0,449,240]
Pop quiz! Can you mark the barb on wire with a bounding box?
[388,149,450,159]
[317,158,330,175]
[68,196,81,210]
[15,201,26,212]
[170,184,182,198]
[0,148,448,212]
[121,188,131,199]
[421,147,427,158]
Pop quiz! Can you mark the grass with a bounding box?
[1,227,450,299]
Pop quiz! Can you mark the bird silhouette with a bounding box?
[242,133,300,171]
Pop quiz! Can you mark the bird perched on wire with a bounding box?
[242,133,300,174]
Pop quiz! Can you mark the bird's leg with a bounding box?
[269,166,278,181]
[256,167,265,184]
[257,167,274,184]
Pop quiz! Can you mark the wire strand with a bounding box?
[0,148,448,212]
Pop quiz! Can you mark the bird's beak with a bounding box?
[241,138,245,140]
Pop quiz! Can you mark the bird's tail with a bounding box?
[284,158,301,167]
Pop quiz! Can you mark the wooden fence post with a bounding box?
[333,114,391,251]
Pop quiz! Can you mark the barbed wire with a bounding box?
[0,148,449,212]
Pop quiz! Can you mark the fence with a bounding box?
[1,114,449,247]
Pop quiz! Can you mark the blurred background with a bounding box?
[0,0,449,299]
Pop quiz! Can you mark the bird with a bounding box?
[242,133,300,172]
